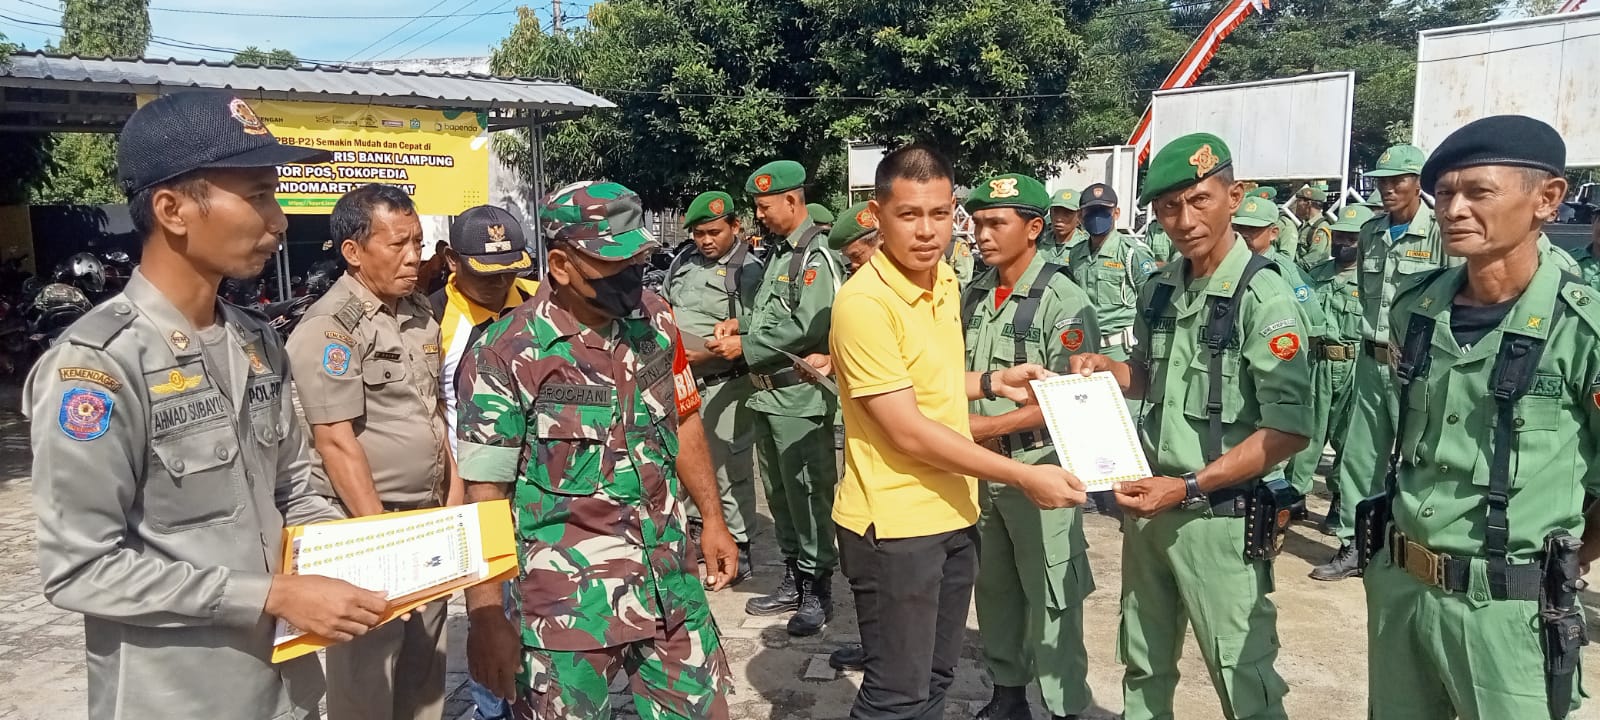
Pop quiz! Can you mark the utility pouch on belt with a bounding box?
[1540,530,1587,720]
[1354,494,1393,567]
[1244,476,1306,561]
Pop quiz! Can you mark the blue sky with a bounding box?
[0,0,579,65]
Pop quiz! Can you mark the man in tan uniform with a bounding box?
[287,183,455,720]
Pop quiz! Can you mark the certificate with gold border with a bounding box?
[1030,372,1151,492]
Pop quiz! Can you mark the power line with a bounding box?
[341,0,461,62]
[392,0,522,59]
[357,0,489,62]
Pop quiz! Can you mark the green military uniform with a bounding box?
[1571,241,1600,287]
[1247,187,1298,259]
[1331,145,1460,550]
[1122,136,1312,720]
[738,161,845,608]
[1068,230,1155,363]
[1144,220,1175,265]
[1307,204,1371,534]
[665,192,764,548]
[1040,188,1089,265]
[1294,186,1333,272]
[962,176,1100,718]
[455,182,731,719]
[947,234,978,285]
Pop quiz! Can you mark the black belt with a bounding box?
[1205,487,1251,517]
[1389,529,1542,600]
[999,431,1050,456]
[1365,340,1395,365]
[750,367,804,391]
[698,367,748,388]
[1319,340,1357,362]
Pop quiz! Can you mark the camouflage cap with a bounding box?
[965,173,1049,215]
[746,160,806,196]
[1329,203,1376,232]
[1049,188,1081,211]
[1139,133,1233,205]
[807,203,835,225]
[683,191,735,229]
[1248,186,1278,202]
[1232,196,1280,228]
[827,202,878,251]
[1365,144,1426,178]
[541,181,659,261]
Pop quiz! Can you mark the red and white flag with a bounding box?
[1127,0,1272,162]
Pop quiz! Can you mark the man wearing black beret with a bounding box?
[1359,115,1600,720]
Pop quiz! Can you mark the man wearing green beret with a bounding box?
[1313,143,1457,582]
[1306,203,1371,535]
[829,201,882,273]
[1233,196,1332,498]
[808,202,836,230]
[1292,184,1333,273]
[664,191,766,586]
[712,160,845,636]
[961,174,1100,720]
[1041,188,1088,265]
[1073,133,1310,720]
[1361,114,1600,720]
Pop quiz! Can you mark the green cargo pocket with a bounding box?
[1044,552,1095,611]
[1213,631,1287,719]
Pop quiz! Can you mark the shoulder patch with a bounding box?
[1293,285,1312,303]
[323,342,353,376]
[1139,259,1156,275]
[58,388,112,441]
[325,330,356,346]
[1258,318,1297,337]
[1059,327,1085,351]
[1268,332,1301,361]
[58,367,123,392]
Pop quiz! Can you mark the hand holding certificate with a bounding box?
[1030,372,1151,493]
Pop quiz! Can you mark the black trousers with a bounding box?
[837,523,979,720]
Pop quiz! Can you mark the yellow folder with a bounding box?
[271,499,519,663]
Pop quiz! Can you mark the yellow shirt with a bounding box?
[437,276,538,453]
[830,251,977,539]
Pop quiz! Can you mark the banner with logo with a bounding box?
[142,95,491,215]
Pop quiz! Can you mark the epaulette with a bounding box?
[1557,278,1600,336]
[66,301,137,350]
[332,294,366,332]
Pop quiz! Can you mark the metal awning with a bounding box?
[0,52,615,133]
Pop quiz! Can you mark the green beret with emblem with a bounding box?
[1139,132,1233,205]
[828,202,877,251]
[541,180,659,261]
[1232,196,1280,228]
[807,203,835,225]
[1049,188,1081,211]
[746,160,806,196]
[1365,144,1426,178]
[683,191,736,229]
[964,173,1049,215]
[1329,203,1376,232]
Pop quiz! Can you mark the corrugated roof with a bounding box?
[0,52,615,112]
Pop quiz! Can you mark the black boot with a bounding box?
[787,571,831,636]
[1318,494,1342,537]
[1309,543,1362,581]
[745,559,800,615]
[828,643,865,671]
[974,684,1033,720]
[732,542,753,586]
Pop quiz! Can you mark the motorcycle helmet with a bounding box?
[55,253,106,295]
[31,282,93,336]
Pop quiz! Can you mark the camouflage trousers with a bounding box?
[511,618,733,720]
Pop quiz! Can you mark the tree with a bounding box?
[34,0,150,205]
[491,0,1093,209]
[0,34,55,205]
[233,47,299,68]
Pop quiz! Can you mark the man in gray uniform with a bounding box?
[287,184,454,720]
[24,91,389,720]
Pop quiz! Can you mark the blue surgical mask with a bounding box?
[1083,208,1115,237]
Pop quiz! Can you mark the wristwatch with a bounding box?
[981,370,998,401]
[1180,471,1207,510]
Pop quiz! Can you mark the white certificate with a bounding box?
[1030,371,1151,493]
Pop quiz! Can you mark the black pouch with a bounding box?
[1244,476,1305,561]
[1354,494,1392,568]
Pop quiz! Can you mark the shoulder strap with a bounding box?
[1383,305,1440,502]
[1012,263,1070,366]
[67,302,136,350]
[333,294,365,333]
[960,281,987,333]
[661,244,697,305]
[785,226,829,305]
[1199,253,1273,463]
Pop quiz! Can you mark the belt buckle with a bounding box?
[751,374,772,391]
[1402,539,1443,589]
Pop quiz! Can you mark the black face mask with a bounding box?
[582,263,646,318]
[1332,243,1359,265]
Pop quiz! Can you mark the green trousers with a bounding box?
[1319,357,1357,533]
[1364,555,1584,719]
[1286,353,1332,494]
[975,482,1095,716]
[1119,510,1288,720]
[685,380,758,544]
[1332,356,1394,543]
[753,411,838,575]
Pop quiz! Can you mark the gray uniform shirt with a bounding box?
[23,270,339,720]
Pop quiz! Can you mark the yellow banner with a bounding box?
[137,96,490,215]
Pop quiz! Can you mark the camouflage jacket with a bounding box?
[454,282,710,652]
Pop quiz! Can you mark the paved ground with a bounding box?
[2,379,1598,719]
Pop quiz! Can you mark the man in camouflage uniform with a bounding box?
[455,182,739,720]
[663,191,764,584]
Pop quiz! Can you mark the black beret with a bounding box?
[1420,115,1565,192]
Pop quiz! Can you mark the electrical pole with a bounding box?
[552,0,562,31]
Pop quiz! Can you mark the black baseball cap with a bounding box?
[450,205,533,275]
[116,90,332,195]
[1081,183,1118,210]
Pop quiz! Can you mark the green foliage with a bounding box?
[37,0,150,205]
[232,47,299,67]
[0,35,55,205]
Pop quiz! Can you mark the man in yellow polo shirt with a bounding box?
[829,143,1086,720]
